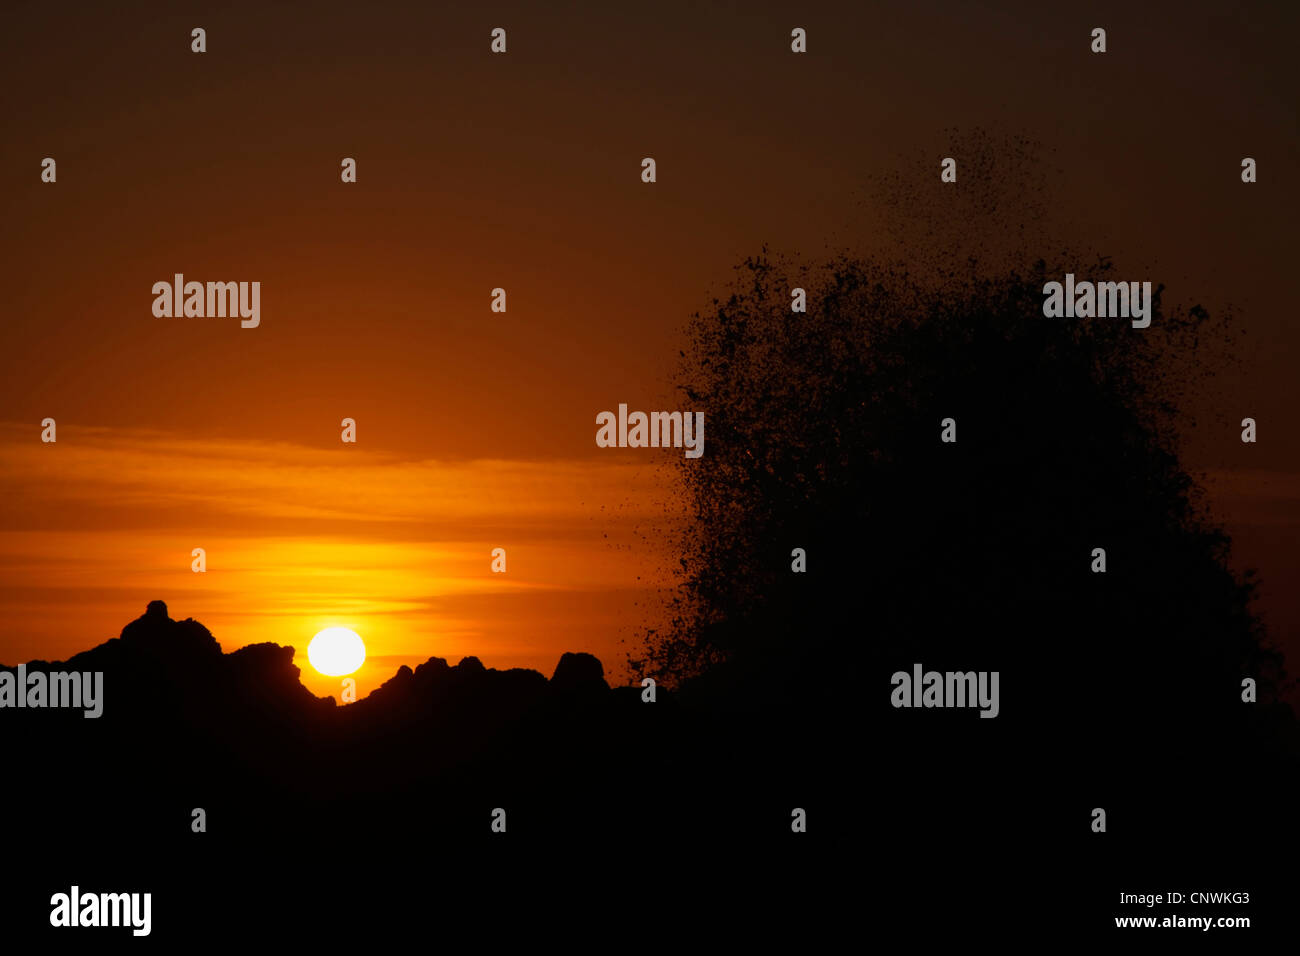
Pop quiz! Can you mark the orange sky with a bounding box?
[0,424,684,699]
[2,1,1298,701]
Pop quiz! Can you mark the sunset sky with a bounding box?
[2,1,1297,701]
[0,425,682,699]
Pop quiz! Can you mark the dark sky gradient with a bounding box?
[1,1,1296,698]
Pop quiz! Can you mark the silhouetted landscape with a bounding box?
[8,250,1299,939]
[6,0,1300,942]
[6,597,843,841]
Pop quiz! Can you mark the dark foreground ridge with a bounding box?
[4,601,844,846]
[5,600,854,940]
[4,599,1297,941]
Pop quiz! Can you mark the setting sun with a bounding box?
[308,627,366,676]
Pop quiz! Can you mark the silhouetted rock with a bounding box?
[379,664,415,693]
[551,652,608,693]
[412,656,450,689]
[456,655,485,674]
[113,601,223,663]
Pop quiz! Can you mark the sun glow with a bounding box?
[308,627,366,676]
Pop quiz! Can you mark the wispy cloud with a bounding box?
[0,423,681,531]
[0,424,684,697]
